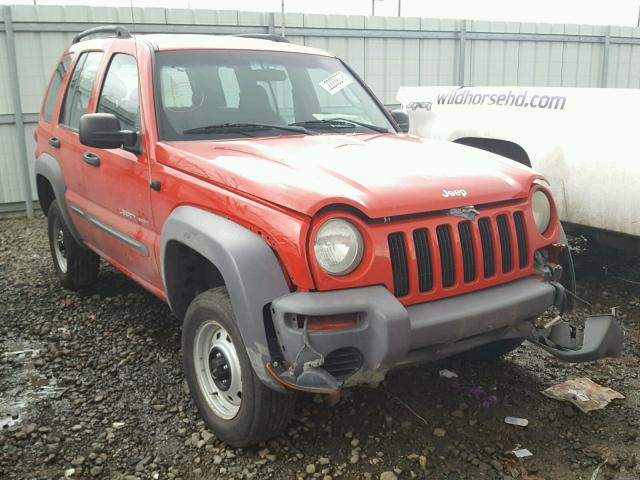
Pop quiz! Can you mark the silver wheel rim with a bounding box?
[194,320,242,420]
[53,217,67,274]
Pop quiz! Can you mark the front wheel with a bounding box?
[182,287,296,447]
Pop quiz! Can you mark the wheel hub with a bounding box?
[52,218,68,274]
[208,347,231,391]
[56,230,66,256]
[193,320,243,420]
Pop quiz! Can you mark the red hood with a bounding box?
[158,134,539,218]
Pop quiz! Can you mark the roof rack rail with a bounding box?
[234,33,290,43]
[72,25,132,45]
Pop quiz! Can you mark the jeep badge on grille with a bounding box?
[446,206,480,221]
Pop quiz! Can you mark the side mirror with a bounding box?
[389,109,410,133]
[79,113,138,149]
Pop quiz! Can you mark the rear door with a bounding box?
[79,48,161,289]
[54,50,104,240]
[36,53,74,209]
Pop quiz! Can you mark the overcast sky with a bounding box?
[8,0,640,27]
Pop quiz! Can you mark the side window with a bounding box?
[59,51,103,130]
[160,66,194,109]
[97,54,140,131]
[42,55,72,122]
[218,67,240,108]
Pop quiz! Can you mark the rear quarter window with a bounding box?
[42,55,72,123]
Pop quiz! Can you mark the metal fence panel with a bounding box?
[0,123,36,207]
[0,34,12,115]
[609,43,640,87]
[2,4,640,212]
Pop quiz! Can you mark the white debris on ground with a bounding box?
[542,377,625,413]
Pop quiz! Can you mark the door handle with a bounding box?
[48,137,60,148]
[82,152,100,167]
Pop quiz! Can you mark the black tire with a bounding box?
[458,338,525,362]
[182,287,296,447]
[47,200,99,290]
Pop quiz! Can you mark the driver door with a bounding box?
[80,50,161,289]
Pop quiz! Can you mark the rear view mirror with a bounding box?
[390,109,410,133]
[247,68,287,82]
[79,113,138,149]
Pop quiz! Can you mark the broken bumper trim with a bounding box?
[527,314,624,362]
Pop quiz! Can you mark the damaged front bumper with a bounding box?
[266,276,624,394]
[528,313,623,362]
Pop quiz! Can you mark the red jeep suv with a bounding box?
[34,26,623,446]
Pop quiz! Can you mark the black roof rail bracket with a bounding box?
[72,25,132,45]
[234,33,290,43]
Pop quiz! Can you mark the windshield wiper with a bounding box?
[290,118,388,133]
[183,122,314,135]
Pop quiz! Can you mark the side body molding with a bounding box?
[34,153,83,245]
[160,206,291,390]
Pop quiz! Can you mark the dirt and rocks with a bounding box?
[0,215,638,480]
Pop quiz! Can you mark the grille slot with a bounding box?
[388,232,409,297]
[413,229,433,292]
[478,218,495,278]
[496,214,513,273]
[436,225,455,287]
[323,347,363,380]
[458,221,476,283]
[513,211,528,268]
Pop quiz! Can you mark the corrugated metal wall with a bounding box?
[2,4,640,213]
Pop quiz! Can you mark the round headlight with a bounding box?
[313,219,363,276]
[532,189,552,234]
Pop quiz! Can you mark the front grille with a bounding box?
[458,221,476,283]
[413,229,433,292]
[478,218,495,277]
[436,225,455,287]
[513,211,528,269]
[323,347,363,380]
[388,233,409,296]
[388,211,529,299]
[496,214,512,273]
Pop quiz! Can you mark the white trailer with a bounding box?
[396,86,639,248]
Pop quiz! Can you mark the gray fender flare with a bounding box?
[160,206,291,391]
[34,153,83,245]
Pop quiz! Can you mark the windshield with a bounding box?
[154,50,394,141]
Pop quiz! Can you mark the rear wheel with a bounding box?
[182,287,296,447]
[47,200,99,290]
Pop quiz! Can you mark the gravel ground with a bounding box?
[1,215,638,480]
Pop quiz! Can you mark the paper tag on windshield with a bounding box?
[319,71,353,95]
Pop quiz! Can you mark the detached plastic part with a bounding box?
[266,362,342,394]
[529,314,624,362]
